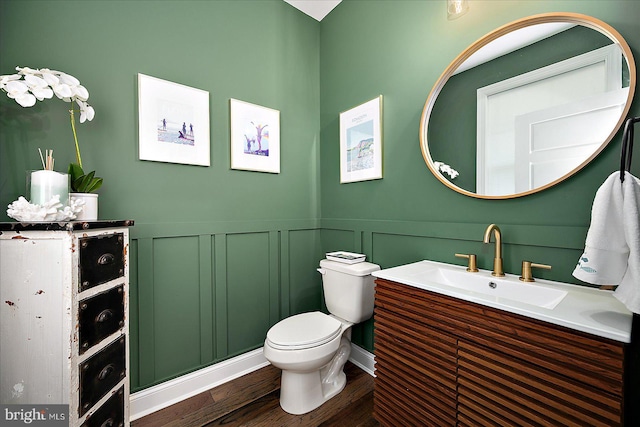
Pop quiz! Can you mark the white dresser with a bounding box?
[0,220,134,427]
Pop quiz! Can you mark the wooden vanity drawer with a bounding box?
[79,285,125,354]
[79,233,125,292]
[79,335,126,416]
[81,385,124,427]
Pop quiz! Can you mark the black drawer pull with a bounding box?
[96,309,114,324]
[100,418,114,427]
[98,253,115,266]
[98,364,115,381]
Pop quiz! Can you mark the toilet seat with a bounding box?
[267,312,342,350]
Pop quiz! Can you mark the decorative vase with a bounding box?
[28,170,70,207]
[70,193,98,221]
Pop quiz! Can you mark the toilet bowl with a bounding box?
[263,259,380,415]
[263,311,353,414]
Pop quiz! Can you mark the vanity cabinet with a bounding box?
[373,278,626,426]
[0,221,133,427]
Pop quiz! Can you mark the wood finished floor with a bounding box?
[131,362,378,427]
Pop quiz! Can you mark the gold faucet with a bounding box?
[483,224,504,277]
[455,253,479,272]
[519,261,551,282]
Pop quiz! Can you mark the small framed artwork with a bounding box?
[229,98,280,173]
[339,95,383,183]
[138,73,210,166]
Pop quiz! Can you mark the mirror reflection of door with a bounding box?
[514,88,628,193]
[477,44,625,195]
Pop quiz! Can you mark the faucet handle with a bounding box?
[519,261,551,282]
[455,253,479,272]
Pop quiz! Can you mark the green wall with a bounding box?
[0,0,323,391]
[2,0,640,394]
[319,0,640,351]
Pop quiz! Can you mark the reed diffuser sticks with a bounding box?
[38,148,55,171]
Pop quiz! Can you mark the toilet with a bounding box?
[263,258,380,415]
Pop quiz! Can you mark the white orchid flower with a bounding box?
[77,100,95,122]
[1,66,97,175]
[434,161,460,180]
[58,72,80,86]
[52,83,73,99]
[0,74,21,89]
[15,92,37,107]
[16,66,37,75]
[5,80,35,106]
[84,105,95,122]
[5,80,29,96]
[2,68,94,119]
[40,70,60,86]
[24,74,48,88]
[73,84,89,101]
[31,86,54,101]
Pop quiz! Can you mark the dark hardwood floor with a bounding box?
[132,361,378,427]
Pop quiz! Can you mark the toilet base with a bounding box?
[279,337,351,415]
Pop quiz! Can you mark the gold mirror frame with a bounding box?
[420,12,636,199]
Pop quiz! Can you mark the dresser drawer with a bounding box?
[81,386,124,427]
[79,233,125,292]
[79,285,125,354]
[79,335,126,416]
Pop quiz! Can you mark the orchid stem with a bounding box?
[69,105,82,168]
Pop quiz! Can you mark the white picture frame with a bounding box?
[229,98,280,173]
[138,73,210,166]
[339,95,383,183]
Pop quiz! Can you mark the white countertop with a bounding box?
[372,260,632,343]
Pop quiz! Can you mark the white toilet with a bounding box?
[263,258,380,415]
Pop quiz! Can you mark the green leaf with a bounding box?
[68,163,85,181]
[68,162,103,193]
[85,177,103,193]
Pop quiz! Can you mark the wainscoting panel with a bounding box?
[288,229,323,316]
[199,235,214,365]
[226,232,272,356]
[153,236,202,381]
[321,228,357,254]
[130,219,589,392]
[129,239,140,390]
[129,221,323,392]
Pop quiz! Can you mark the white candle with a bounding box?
[30,170,69,206]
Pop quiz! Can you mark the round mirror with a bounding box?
[420,12,636,199]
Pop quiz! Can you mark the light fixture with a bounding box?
[447,0,469,20]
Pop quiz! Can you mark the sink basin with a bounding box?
[372,260,632,342]
[416,264,568,309]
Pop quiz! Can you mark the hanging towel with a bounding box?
[573,171,640,314]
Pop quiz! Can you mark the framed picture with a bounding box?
[138,73,210,166]
[339,95,383,183]
[230,98,280,173]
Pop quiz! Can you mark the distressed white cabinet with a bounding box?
[0,221,134,427]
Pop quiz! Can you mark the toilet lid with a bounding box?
[267,312,342,350]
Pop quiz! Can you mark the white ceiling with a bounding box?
[455,22,575,74]
[284,0,342,21]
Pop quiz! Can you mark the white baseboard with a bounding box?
[129,344,376,421]
[349,344,376,376]
[130,348,269,421]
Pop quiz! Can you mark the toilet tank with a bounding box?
[318,259,380,323]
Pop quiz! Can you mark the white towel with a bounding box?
[573,171,640,314]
